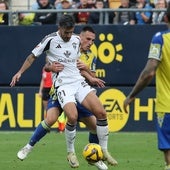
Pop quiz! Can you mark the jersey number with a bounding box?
[57,90,66,104]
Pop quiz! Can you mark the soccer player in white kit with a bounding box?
[10,15,117,168]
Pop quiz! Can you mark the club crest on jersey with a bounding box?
[64,50,71,58]
[57,78,62,84]
[72,42,77,49]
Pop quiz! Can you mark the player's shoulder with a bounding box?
[87,49,93,54]
[72,33,80,41]
[87,50,97,57]
[41,32,57,43]
[151,30,167,44]
[153,30,170,39]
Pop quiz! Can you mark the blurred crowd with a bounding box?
[0,0,169,25]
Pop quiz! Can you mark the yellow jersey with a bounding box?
[79,50,97,72]
[148,30,170,112]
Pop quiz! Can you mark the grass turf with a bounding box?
[0,131,164,170]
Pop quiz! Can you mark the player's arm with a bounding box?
[123,58,160,113]
[81,70,105,88]
[44,62,64,73]
[77,59,105,87]
[10,53,36,87]
[77,60,95,77]
[10,34,55,87]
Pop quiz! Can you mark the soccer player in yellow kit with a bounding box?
[123,4,170,170]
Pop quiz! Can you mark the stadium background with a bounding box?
[0,24,167,132]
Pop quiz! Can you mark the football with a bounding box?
[82,143,103,163]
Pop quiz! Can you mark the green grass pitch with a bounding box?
[0,131,164,170]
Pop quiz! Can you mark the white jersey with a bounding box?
[32,31,84,86]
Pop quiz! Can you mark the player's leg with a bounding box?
[164,150,170,170]
[17,98,61,160]
[63,102,79,168]
[81,91,118,166]
[41,87,51,118]
[57,84,79,168]
[79,115,108,170]
[81,116,99,143]
[156,113,170,170]
[42,100,48,117]
[77,102,99,144]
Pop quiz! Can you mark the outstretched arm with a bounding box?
[10,53,36,87]
[123,58,160,113]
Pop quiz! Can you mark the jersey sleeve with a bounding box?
[148,32,163,61]
[32,35,53,57]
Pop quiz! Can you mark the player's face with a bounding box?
[59,27,74,42]
[80,31,95,51]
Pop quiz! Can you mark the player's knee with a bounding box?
[45,116,57,126]
[67,114,78,124]
[95,110,107,119]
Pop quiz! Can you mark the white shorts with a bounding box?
[56,80,96,108]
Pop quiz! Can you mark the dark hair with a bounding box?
[81,26,95,34]
[59,14,75,28]
[166,2,170,22]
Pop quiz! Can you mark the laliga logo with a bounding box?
[99,89,129,132]
[91,33,123,64]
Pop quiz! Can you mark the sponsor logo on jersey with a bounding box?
[58,58,76,63]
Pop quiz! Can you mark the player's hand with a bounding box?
[89,77,105,88]
[123,96,135,113]
[10,72,21,87]
[77,60,88,71]
[51,62,64,73]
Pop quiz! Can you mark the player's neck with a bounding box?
[80,48,87,53]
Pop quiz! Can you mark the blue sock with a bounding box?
[29,120,50,146]
[89,132,99,144]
